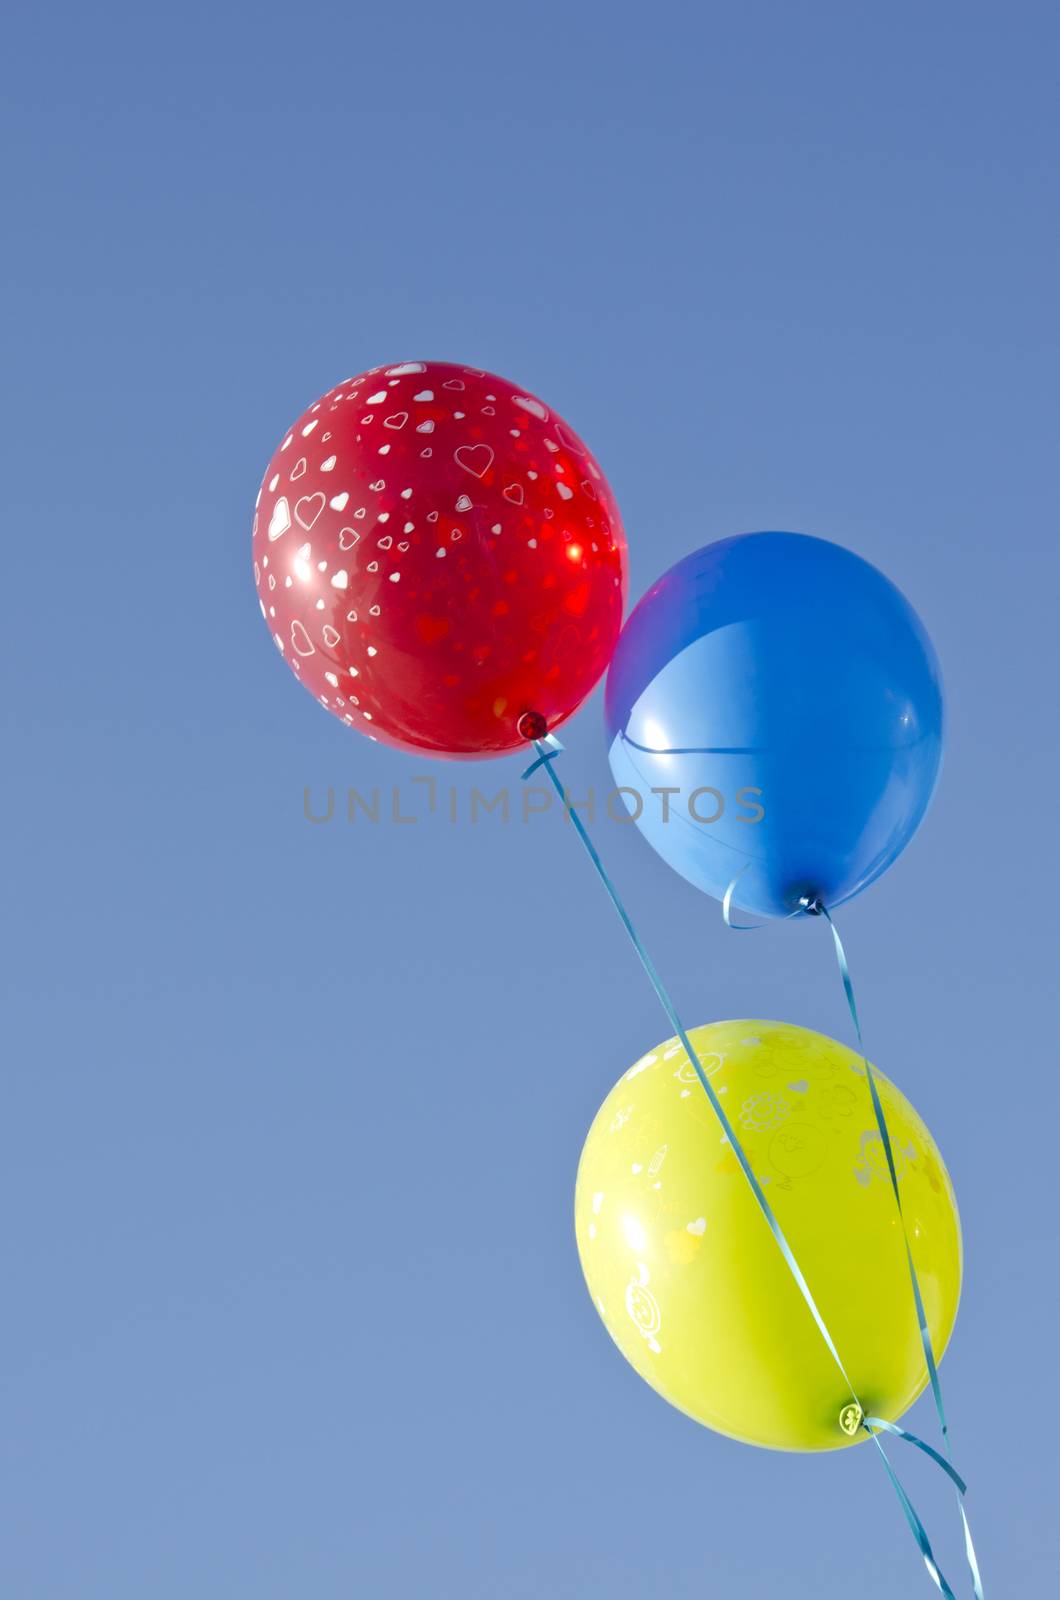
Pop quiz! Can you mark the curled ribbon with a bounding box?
[816,904,984,1600]
[525,734,982,1597]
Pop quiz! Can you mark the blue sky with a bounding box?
[3,3,1057,1594]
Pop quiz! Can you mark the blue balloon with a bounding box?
[605,532,944,919]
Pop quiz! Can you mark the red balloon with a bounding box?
[252,361,627,757]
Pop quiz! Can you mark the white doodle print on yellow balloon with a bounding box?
[624,1263,663,1355]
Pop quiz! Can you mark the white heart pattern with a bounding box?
[454,444,494,479]
[513,395,548,420]
[291,620,315,655]
[554,422,585,454]
[268,497,292,541]
[295,493,326,530]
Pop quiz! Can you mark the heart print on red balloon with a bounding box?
[252,361,628,757]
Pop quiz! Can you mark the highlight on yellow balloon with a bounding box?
[574,1020,962,1452]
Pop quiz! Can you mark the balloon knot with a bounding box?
[517,710,549,741]
[838,1402,864,1437]
[799,894,825,916]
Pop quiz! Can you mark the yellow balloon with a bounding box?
[575,1021,962,1452]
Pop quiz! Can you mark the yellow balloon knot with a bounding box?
[838,1402,864,1438]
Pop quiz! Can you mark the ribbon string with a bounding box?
[815,907,984,1600]
[724,879,983,1598]
[721,867,804,932]
[526,734,979,1598]
[864,1417,967,1496]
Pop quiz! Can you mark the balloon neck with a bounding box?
[838,1402,864,1437]
[517,710,549,741]
[797,893,826,917]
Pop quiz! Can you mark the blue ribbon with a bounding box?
[526,736,981,1597]
[864,1416,967,1496]
[816,906,984,1600]
[867,1432,962,1600]
[527,738,860,1394]
[722,868,803,931]
[723,872,984,1597]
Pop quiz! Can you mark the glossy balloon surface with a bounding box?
[253,361,626,757]
[605,533,943,917]
[575,1020,961,1452]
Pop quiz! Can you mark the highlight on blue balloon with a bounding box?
[604,532,944,919]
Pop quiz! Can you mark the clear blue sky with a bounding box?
[3,3,1057,1594]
